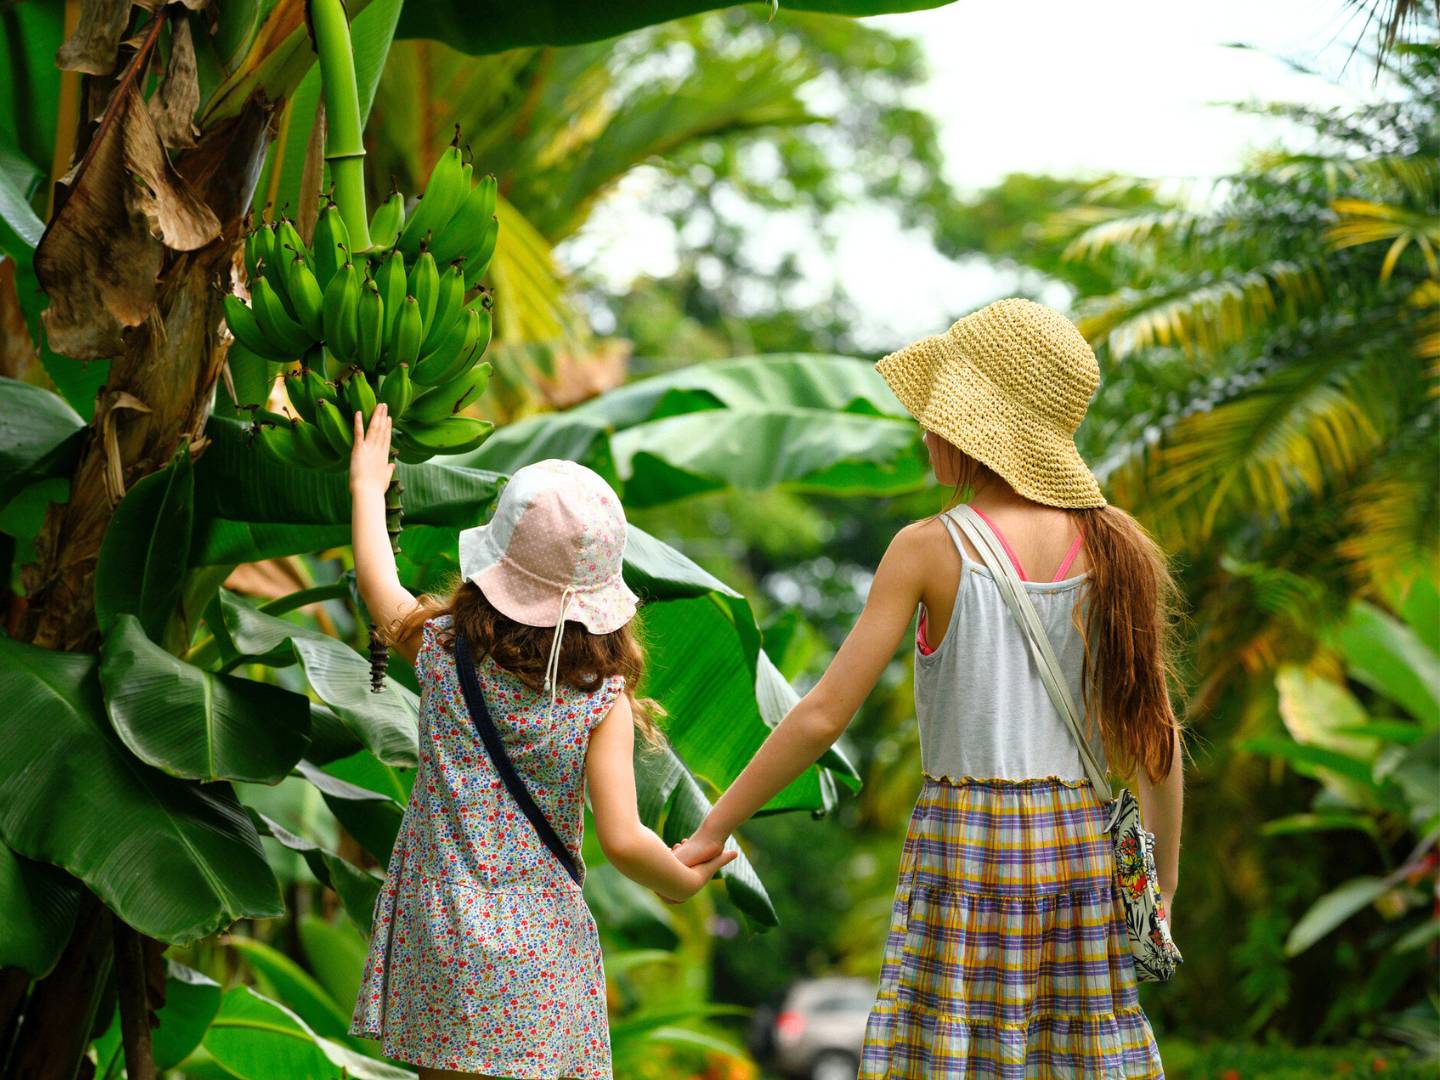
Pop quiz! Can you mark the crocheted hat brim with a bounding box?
[876,332,1106,510]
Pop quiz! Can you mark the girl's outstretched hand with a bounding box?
[349,403,395,495]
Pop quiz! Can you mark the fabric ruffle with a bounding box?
[859,777,1164,1079]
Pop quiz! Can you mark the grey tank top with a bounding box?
[915,509,1107,784]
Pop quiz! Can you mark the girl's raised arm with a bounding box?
[677,523,928,863]
[586,694,737,900]
[349,404,422,664]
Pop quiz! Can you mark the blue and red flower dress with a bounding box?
[349,615,624,1078]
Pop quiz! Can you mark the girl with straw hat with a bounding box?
[675,298,1183,1077]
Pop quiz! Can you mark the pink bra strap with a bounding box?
[1052,533,1085,581]
[969,506,1028,581]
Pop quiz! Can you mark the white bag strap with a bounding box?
[949,505,1111,795]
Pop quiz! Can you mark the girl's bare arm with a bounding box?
[586,694,737,900]
[348,404,422,665]
[676,524,927,862]
[1135,727,1184,912]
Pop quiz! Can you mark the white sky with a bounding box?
[569,0,1390,351]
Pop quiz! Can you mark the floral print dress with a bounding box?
[349,615,624,1078]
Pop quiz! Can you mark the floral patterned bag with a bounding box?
[951,506,1183,982]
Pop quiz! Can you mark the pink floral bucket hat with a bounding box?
[458,459,638,642]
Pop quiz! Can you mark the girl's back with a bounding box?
[912,504,1104,785]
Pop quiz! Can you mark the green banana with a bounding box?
[419,261,466,357]
[461,216,500,289]
[275,219,310,272]
[387,295,424,370]
[368,189,405,251]
[391,433,434,465]
[255,423,310,468]
[397,415,494,455]
[286,256,325,339]
[431,174,497,264]
[398,143,467,257]
[285,370,316,424]
[408,247,440,330]
[312,202,350,290]
[301,365,339,414]
[375,248,408,347]
[378,361,414,418]
[343,368,378,427]
[314,397,355,456]
[292,417,344,469]
[223,294,290,361]
[404,361,491,425]
[321,345,349,380]
[322,263,360,362]
[356,279,385,375]
[412,304,481,385]
[250,277,312,355]
[244,223,276,284]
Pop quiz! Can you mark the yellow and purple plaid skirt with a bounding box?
[860,777,1165,1079]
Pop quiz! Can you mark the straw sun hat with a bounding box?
[875,297,1107,509]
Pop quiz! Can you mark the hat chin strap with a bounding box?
[543,586,579,717]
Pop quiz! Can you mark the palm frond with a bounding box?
[1076,261,1327,359]
[1058,208,1200,262]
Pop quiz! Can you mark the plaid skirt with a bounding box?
[859,777,1165,1079]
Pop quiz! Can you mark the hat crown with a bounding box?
[491,460,627,590]
[948,298,1099,433]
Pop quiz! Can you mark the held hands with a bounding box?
[671,826,728,874]
[656,844,737,905]
[349,404,395,496]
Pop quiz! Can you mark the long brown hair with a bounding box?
[945,453,1184,784]
[385,578,664,746]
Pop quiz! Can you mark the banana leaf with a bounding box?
[92,960,224,1074]
[0,843,81,978]
[209,589,419,768]
[225,933,356,1044]
[398,0,956,54]
[0,377,85,511]
[1330,599,1440,727]
[248,807,385,935]
[198,985,414,1080]
[0,637,283,943]
[298,913,371,1019]
[101,614,312,784]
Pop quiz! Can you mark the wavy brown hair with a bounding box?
[384,578,664,746]
[945,454,1184,784]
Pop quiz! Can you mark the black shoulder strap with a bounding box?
[452,632,583,886]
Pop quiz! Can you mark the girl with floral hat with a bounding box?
[675,299,1184,1078]
[345,404,736,1079]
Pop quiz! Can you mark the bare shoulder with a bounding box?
[881,516,954,578]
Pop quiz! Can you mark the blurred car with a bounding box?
[750,976,877,1080]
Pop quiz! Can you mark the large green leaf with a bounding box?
[212,590,419,767]
[295,760,404,863]
[225,934,353,1042]
[462,355,927,506]
[1331,599,1440,727]
[0,377,85,511]
[100,615,312,784]
[95,448,194,643]
[201,986,413,1080]
[398,1,955,53]
[0,637,282,943]
[153,961,225,1070]
[0,843,81,977]
[641,596,824,815]
[298,913,370,1021]
[249,807,385,935]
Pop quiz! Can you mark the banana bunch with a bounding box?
[225,140,501,470]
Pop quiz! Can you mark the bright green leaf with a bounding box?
[101,614,312,784]
[1285,875,1391,956]
[0,843,81,977]
[0,638,282,944]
